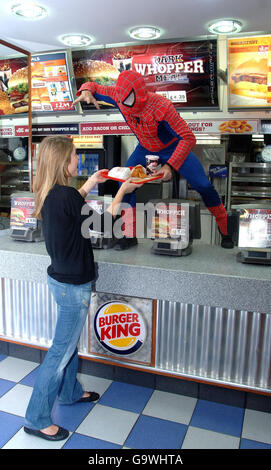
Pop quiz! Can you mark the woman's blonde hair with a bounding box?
[33,135,74,219]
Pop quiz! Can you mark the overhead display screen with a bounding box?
[72,39,218,110]
[0,56,28,115]
[31,51,75,112]
[0,51,75,115]
[228,35,271,109]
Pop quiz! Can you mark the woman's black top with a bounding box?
[42,184,107,285]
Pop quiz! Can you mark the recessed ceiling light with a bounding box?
[129,26,161,40]
[59,34,93,47]
[10,2,48,19]
[208,19,242,35]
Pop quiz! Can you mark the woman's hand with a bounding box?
[153,163,172,181]
[72,90,100,110]
[106,179,144,217]
[120,178,144,194]
[78,170,107,198]
[89,169,108,185]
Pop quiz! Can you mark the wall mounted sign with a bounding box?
[80,122,131,135]
[0,51,75,115]
[0,56,28,115]
[94,301,146,356]
[72,39,218,110]
[31,51,75,112]
[228,35,271,109]
[90,293,155,365]
[31,123,79,135]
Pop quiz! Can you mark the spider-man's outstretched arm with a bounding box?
[75,82,118,107]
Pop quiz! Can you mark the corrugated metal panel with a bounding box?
[0,278,89,352]
[156,300,271,391]
[1,278,271,392]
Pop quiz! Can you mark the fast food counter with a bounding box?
[1,231,271,395]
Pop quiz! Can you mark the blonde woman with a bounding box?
[24,135,140,441]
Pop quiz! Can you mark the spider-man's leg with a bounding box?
[117,144,147,240]
[176,152,229,235]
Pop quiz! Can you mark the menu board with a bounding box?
[228,35,271,109]
[151,202,189,243]
[72,40,218,110]
[238,208,271,248]
[10,195,36,229]
[0,52,75,115]
[0,57,28,115]
[31,51,75,112]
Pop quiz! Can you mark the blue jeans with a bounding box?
[25,275,92,430]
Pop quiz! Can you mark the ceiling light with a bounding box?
[10,2,48,19]
[129,26,161,40]
[59,34,93,47]
[208,20,242,35]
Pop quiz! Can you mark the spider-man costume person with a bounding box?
[74,70,233,249]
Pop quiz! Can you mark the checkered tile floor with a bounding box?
[0,355,271,449]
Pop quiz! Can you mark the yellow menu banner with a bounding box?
[228,35,271,108]
[72,135,103,149]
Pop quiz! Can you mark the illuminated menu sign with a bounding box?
[0,57,28,115]
[238,208,271,248]
[31,51,75,112]
[72,40,218,110]
[228,35,271,109]
[0,52,75,115]
[151,202,189,244]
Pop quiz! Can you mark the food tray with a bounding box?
[100,167,163,184]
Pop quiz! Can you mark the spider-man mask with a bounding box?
[115,70,148,115]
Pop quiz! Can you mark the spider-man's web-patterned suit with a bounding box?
[77,70,229,243]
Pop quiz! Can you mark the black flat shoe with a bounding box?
[114,237,138,250]
[24,426,69,441]
[77,391,100,403]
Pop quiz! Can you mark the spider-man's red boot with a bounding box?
[208,203,234,249]
[114,207,138,250]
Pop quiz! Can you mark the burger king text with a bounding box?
[98,312,140,341]
[94,302,146,356]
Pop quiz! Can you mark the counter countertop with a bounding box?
[0,231,270,313]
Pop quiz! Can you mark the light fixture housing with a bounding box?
[59,34,93,47]
[129,26,161,40]
[10,2,48,19]
[208,19,242,35]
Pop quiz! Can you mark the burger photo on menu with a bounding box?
[7,66,29,113]
[230,57,268,101]
[31,61,45,86]
[10,208,25,227]
[73,59,119,107]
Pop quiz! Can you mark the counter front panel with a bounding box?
[1,274,271,394]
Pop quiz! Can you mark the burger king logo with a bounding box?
[94,301,146,356]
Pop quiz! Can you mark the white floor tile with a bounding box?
[77,373,112,397]
[143,390,197,424]
[76,404,139,445]
[0,384,32,417]
[0,357,39,382]
[242,409,271,445]
[182,426,240,449]
[3,427,69,450]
